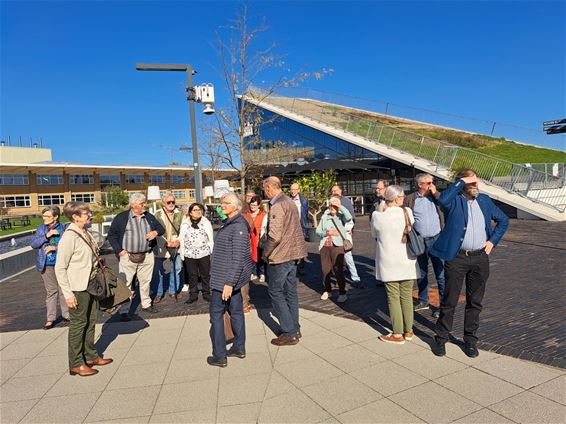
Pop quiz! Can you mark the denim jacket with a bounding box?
[30,222,67,272]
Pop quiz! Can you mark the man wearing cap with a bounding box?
[430,169,508,358]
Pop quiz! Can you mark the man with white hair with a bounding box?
[108,193,165,318]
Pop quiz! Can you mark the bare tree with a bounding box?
[214,4,332,193]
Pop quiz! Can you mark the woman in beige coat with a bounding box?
[55,202,113,377]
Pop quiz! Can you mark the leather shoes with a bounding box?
[153,296,162,304]
[184,297,198,305]
[432,337,446,357]
[142,306,159,314]
[464,343,479,358]
[87,357,113,367]
[271,334,299,346]
[207,356,227,367]
[227,348,246,359]
[69,364,98,377]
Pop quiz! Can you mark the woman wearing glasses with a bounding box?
[31,206,70,329]
[55,202,113,376]
[180,202,214,304]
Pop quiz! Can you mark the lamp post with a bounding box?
[136,63,213,204]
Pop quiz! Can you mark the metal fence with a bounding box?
[249,87,566,212]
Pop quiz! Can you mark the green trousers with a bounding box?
[68,290,98,368]
[384,280,414,335]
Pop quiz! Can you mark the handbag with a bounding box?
[128,252,146,263]
[402,208,426,258]
[224,312,234,342]
[68,229,131,311]
[162,210,180,258]
[330,216,353,252]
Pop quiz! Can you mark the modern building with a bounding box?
[0,145,236,215]
[243,90,566,221]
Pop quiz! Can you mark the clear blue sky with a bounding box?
[1,1,564,166]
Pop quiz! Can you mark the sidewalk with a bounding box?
[1,309,564,423]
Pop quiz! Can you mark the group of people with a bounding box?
[31,168,508,375]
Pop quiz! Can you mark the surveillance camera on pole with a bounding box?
[195,84,215,115]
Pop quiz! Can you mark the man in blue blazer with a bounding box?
[430,169,509,358]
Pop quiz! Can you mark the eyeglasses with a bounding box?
[420,182,433,185]
[165,201,175,205]
[191,209,202,212]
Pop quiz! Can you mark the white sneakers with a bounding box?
[337,294,348,303]
[250,274,257,281]
[320,291,329,300]
[181,284,189,292]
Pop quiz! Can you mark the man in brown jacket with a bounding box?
[262,177,308,346]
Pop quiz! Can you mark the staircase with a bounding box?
[245,90,566,221]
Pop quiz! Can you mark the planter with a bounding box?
[307,227,322,243]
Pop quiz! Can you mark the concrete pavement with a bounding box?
[1,309,564,424]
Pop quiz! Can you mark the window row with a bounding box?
[0,174,190,186]
[0,196,31,208]
[0,174,29,185]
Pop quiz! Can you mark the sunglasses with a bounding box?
[165,201,176,205]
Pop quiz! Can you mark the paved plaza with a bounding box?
[1,309,565,424]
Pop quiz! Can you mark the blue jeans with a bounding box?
[153,255,183,297]
[209,289,246,359]
[267,260,300,337]
[417,235,445,304]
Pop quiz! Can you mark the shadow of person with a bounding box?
[96,314,149,355]
[248,280,281,336]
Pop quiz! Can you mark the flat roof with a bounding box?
[0,162,235,173]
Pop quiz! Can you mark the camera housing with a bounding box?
[195,84,215,115]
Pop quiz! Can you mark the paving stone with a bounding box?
[329,321,383,343]
[164,358,220,384]
[0,340,52,360]
[452,408,515,423]
[0,399,37,423]
[318,344,386,373]
[122,343,176,366]
[136,328,182,346]
[218,372,271,406]
[0,372,63,402]
[144,316,187,330]
[257,388,331,423]
[358,337,424,360]
[296,317,329,336]
[444,341,502,366]
[153,379,218,415]
[1,358,30,384]
[149,409,215,423]
[20,392,100,423]
[489,391,566,423]
[272,343,317,366]
[530,375,566,405]
[436,368,524,407]
[172,339,214,360]
[239,333,270,354]
[393,349,468,380]
[474,356,563,389]
[389,381,482,423]
[275,355,343,388]
[337,397,424,423]
[85,386,161,422]
[0,331,24,349]
[107,361,169,390]
[298,329,353,354]
[217,402,262,423]
[14,353,69,378]
[307,313,358,331]
[36,332,68,357]
[95,332,141,354]
[222,351,273,378]
[302,373,382,416]
[263,370,296,400]
[349,361,428,397]
[10,328,65,345]
[91,416,151,424]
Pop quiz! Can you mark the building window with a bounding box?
[100,175,121,188]
[36,174,64,185]
[0,174,29,185]
[0,195,31,208]
[70,174,94,184]
[71,193,96,203]
[38,194,65,206]
[188,189,195,199]
[171,190,186,199]
[149,175,165,184]
[125,175,144,184]
[171,175,185,184]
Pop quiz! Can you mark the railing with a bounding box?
[249,87,566,212]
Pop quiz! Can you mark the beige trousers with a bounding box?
[119,252,155,309]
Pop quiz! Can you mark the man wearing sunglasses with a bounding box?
[404,173,445,317]
[430,169,508,358]
[153,193,184,303]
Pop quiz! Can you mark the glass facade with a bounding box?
[70,174,94,184]
[71,193,96,203]
[38,194,65,206]
[171,175,185,184]
[37,174,64,185]
[100,175,120,188]
[149,175,165,184]
[125,175,144,184]
[0,195,31,208]
[0,174,29,185]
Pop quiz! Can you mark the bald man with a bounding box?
[289,183,309,240]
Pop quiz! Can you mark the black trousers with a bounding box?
[435,251,490,345]
[183,255,211,298]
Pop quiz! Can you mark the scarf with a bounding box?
[190,216,202,229]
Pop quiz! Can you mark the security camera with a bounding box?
[195,84,215,115]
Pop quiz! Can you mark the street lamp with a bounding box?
[135,63,215,204]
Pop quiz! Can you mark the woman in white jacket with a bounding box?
[371,185,420,344]
[180,202,214,304]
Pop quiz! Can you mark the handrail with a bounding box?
[248,87,566,213]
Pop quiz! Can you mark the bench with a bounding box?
[0,218,13,231]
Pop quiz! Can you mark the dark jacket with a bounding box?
[340,196,356,223]
[430,179,509,261]
[31,222,66,272]
[107,210,165,257]
[403,191,445,230]
[210,213,253,291]
[291,194,309,239]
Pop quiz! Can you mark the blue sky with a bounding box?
[1,0,564,166]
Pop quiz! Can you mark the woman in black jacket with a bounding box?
[207,192,253,367]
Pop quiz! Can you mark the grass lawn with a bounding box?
[0,216,70,238]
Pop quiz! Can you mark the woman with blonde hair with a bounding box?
[371,185,420,344]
